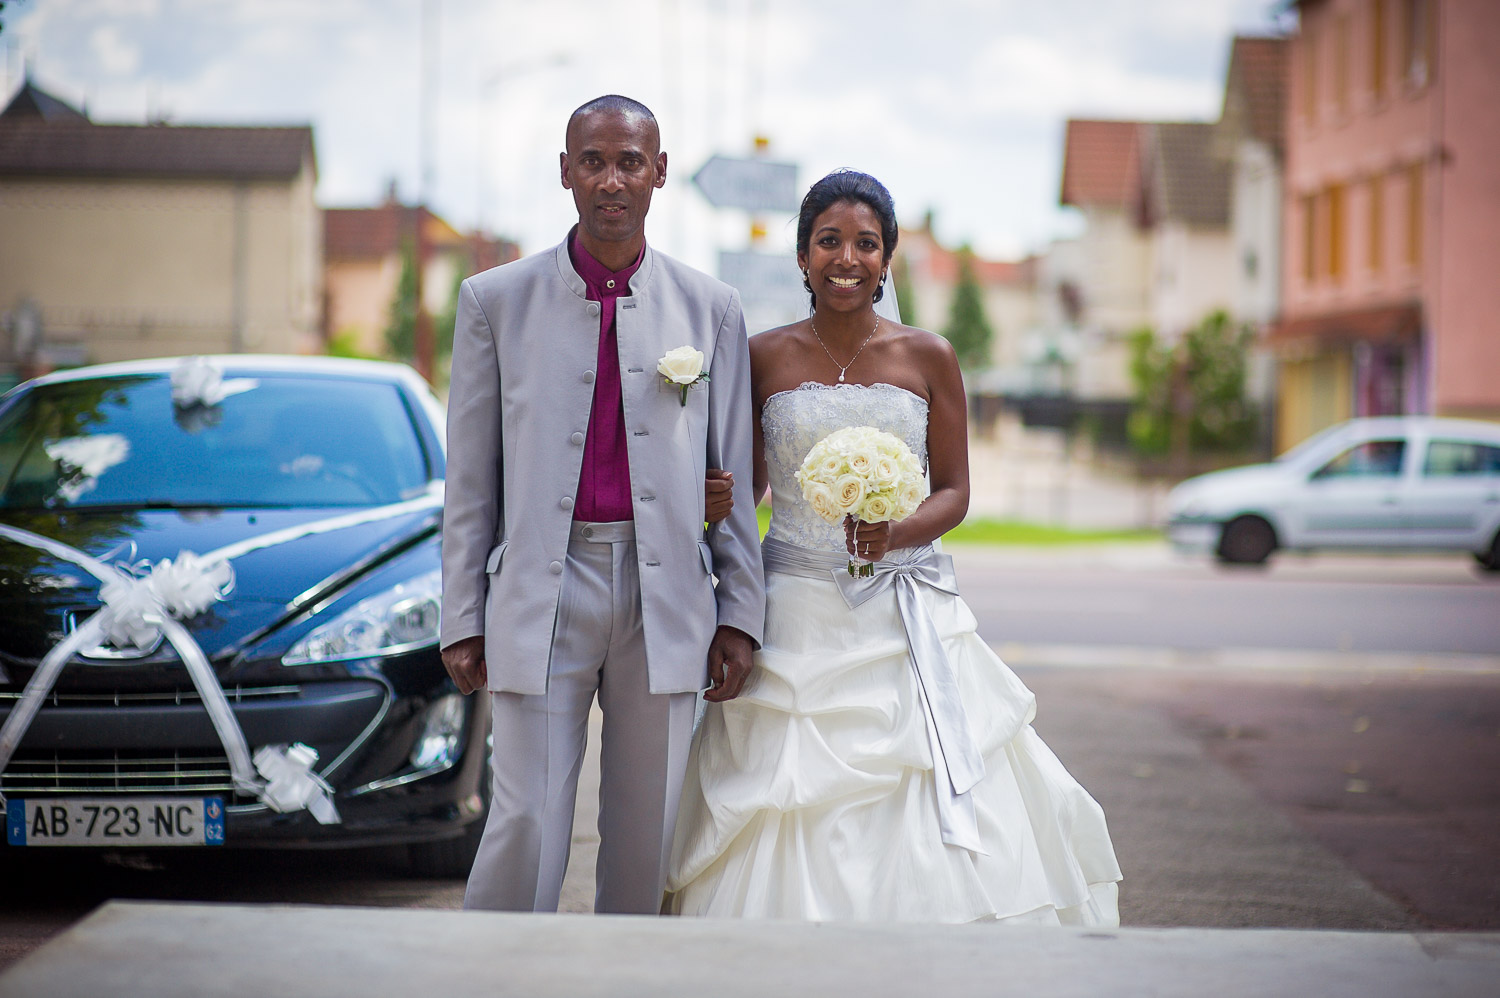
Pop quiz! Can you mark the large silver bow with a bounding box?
[763,538,987,854]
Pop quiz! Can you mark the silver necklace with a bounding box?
[810,314,880,383]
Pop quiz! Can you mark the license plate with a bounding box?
[6,797,224,847]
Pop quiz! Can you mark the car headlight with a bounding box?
[282,568,441,665]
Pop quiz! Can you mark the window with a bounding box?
[1405,162,1423,266]
[1328,183,1347,282]
[1372,0,1388,100]
[1424,440,1500,476]
[1301,194,1318,283]
[1314,439,1407,479]
[1302,22,1319,120]
[1335,14,1351,114]
[1367,175,1384,272]
[1402,0,1434,88]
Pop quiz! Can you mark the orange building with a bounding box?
[1275,0,1500,451]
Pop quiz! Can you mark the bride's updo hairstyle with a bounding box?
[796,170,899,307]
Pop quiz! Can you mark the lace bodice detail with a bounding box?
[762,382,929,553]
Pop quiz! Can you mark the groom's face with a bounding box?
[561,110,667,256]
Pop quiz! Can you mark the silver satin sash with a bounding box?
[761,536,986,854]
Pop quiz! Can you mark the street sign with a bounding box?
[692,155,799,213]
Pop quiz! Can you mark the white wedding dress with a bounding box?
[666,382,1122,923]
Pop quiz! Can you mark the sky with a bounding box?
[2,0,1289,272]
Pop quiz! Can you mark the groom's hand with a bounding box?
[441,635,487,695]
[704,625,753,702]
[704,468,734,523]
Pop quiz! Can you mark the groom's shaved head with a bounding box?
[566,95,659,154]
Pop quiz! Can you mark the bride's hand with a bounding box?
[845,516,893,562]
[704,468,733,523]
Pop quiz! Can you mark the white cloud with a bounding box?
[6,0,1281,267]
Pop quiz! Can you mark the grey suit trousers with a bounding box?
[463,521,698,914]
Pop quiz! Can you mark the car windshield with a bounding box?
[0,373,432,509]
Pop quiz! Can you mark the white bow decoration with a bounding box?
[170,357,258,409]
[98,551,234,652]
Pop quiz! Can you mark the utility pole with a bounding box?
[413,0,439,384]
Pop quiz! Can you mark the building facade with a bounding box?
[0,80,321,377]
[1275,0,1500,451]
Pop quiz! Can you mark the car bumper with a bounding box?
[1167,519,1221,553]
[0,673,489,850]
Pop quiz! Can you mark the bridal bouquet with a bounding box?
[796,425,928,576]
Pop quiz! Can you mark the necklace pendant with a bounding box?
[837,371,846,382]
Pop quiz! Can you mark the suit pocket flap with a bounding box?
[698,541,714,576]
[485,541,509,574]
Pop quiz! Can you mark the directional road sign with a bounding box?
[692,155,799,213]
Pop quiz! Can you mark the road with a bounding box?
[950,545,1500,657]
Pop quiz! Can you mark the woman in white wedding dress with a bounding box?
[668,171,1121,923]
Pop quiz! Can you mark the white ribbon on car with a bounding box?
[0,489,442,823]
[170,356,259,409]
[761,536,987,855]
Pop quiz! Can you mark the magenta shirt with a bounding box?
[568,232,643,523]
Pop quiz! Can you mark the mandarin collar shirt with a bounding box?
[568,230,644,523]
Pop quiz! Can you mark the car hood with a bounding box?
[0,503,440,665]
[1168,463,1287,514]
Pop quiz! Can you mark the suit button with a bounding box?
[549,561,563,575]
[582,371,595,384]
[570,431,585,445]
[587,303,600,317]
[560,496,574,511]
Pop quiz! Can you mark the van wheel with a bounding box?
[1216,516,1277,565]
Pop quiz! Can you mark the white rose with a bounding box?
[833,474,866,513]
[818,453,845,478]
[870,455,900,489]
[847,448,876,478]
[861,491,895,522]
[657,346,705,385]
[897,479,927,517]
[805,482,841,524]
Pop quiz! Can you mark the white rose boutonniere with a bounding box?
[657,346,710,406]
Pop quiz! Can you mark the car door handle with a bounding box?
[1381,496,1400,505]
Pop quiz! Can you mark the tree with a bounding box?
[383,241,418,362]
[892,257,918,327]
[941,248,993,369]
[1127,310,1257,459]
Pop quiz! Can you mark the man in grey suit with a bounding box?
[440,95,765,914]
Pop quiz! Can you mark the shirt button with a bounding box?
[549,561,563,575]
[587,303,600,317]
[560,496,574,511]
[583,371,595,384]
[570,431,585,445]
[605,279,616,290]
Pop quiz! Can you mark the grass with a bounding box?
[753,506,1159,546]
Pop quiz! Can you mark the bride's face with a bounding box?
[798,199,888,313]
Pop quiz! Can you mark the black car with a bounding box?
[0,356,488,875]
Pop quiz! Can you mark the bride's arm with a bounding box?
[850,333,969,558]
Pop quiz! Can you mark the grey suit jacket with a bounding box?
[440,236,766,695]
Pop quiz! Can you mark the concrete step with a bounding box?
[1,901,1495,998]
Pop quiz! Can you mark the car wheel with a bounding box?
[1216,515,1277,565]
[1475,532,1500,574]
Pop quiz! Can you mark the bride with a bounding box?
[670,170,1121,923]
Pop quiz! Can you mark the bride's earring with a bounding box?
[802,269,813,294]
[873,271,888,303]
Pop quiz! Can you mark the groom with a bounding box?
[440,95,765,914]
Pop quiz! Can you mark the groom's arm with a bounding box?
[703,290,766,662]
[440,277,503,691]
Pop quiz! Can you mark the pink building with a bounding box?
[1274,0,1500,451]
